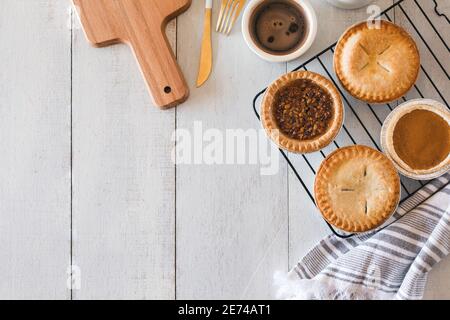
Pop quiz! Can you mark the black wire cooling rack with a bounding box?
[252,0,450,238]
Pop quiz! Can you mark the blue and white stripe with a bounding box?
[280,173,450,300]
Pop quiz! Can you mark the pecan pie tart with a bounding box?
[334,20,420,103]
[261,71,344,153]
[381,99,450,178]
[315,145,401,233]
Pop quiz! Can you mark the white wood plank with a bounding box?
[176,0,288,299]
[0,0,71,299]
[1,0,447,300]
[287,1,450,300]
[287,0,395,265]
[394,0,450,298]
[70,7,177,299]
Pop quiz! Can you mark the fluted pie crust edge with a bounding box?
[261,71,344,154]
[334,20,420,104]
[314,145,401,233]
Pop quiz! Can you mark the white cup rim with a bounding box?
[242,0,318,63]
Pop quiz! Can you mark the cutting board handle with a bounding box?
[128,23,189,109]
[73,0,190,109]
[121,3,189,109]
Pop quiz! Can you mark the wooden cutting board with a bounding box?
[73,0,191,109]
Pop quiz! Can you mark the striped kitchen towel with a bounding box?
[276,173,450,300]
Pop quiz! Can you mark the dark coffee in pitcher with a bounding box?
[249,0,309,56]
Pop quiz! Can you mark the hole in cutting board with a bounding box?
[164,86,172,94]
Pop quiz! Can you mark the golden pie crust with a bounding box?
[261,71,344,154]
[315,145,401,233]
[385,103,450,176]
[334,20,420,103]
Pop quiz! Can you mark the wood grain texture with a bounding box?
[287,0,450,300]
[0,0,448,300]
[70,9,177,299]
[0,0,71,299]
[176,0,288,299]
[73,0,191,109]
[394,0,450,299]
[287,0,394,268]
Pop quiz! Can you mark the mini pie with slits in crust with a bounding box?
[334,20,420,103]
[314,145,401,233]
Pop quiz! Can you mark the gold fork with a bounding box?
[216,0,246,35]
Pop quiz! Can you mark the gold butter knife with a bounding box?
[196,0,213,87]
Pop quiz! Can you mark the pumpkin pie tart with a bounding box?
[381,99,450,178]
[261,71,344,153]
[315,145,401,233]
[334,20,420,103]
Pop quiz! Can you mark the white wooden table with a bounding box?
[0,0,448,300]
